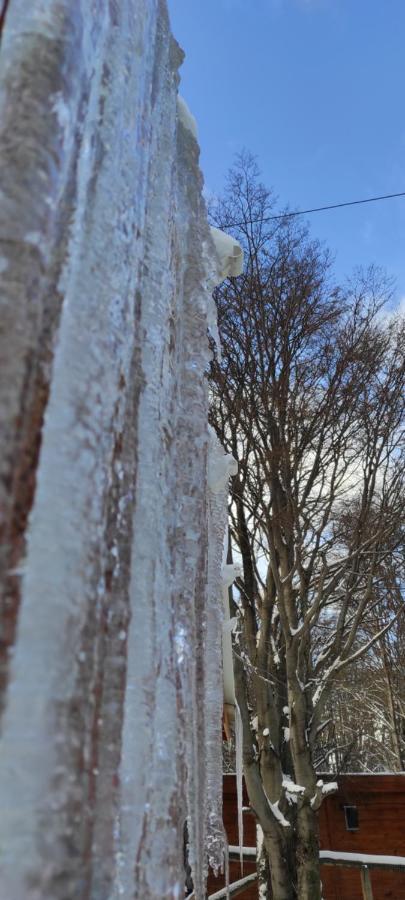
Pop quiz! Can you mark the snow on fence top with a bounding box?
[320,851,405,870]
[229,847,405,871]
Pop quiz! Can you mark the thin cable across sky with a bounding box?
[229,190,405,228]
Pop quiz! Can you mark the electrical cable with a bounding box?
[227,190,405,228]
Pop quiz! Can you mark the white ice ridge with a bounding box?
[208,436,238,493]
[210,226,244,280]
[221,562,242,588]
[177,95,198,139]
[222,616,237,634]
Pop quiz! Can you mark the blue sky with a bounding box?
[168,0,405,304]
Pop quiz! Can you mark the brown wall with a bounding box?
[207,774,405,900]
[319,774,405,900]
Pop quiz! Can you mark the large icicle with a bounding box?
[0,2,243,898]
[234,702,245,875]
[221,551,244,877]
[221,527,244,878]
[206,430,238,876]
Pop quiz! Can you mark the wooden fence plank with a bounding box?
[360,866,374,900]
[209,872,258,899]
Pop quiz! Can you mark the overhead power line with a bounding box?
[229,190,405,228]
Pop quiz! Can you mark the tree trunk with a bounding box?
[296,804,321,900]
[257,827,271,899]
[257,801,321,900]
[262,830,296,900]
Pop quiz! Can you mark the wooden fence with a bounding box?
[220,847,405,900]
[320,850,405,900]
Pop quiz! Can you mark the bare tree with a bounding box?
[317,585,405,774]
[208,154,405,900]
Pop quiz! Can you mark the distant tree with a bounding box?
[316,584,405,774]
[208,154,405,900]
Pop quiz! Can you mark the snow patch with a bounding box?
[269,800,290,828]
[282,777,305,794]
[210,226,243,280]
[177,95,198,139]
[321,781,337,796]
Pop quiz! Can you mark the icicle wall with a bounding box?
[0,2,242,899]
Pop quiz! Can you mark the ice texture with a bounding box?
[235,703,244,873]
[204,431,233,876]
[0,2,241,899]
[205,431,238,883]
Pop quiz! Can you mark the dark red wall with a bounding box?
[207,774,405,900]
[319,774,405,900]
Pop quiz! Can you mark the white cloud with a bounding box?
[395,295,405,317]
[378,294,405,325]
